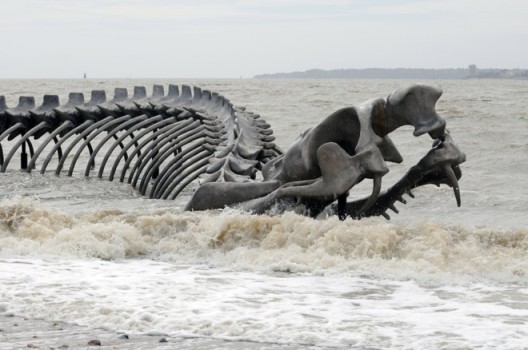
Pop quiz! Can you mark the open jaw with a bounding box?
[182,83,467,220]
[332,135,466,220]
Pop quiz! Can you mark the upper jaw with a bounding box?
[413,115,446,138]
[386,84,447,139]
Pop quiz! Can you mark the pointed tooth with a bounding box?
[388,204,399,213]
[357,175,382,217]
[442,164,461,207]
[381,212,391,220]
[452,164,462,179]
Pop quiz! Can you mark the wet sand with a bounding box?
[0,315,319,350]
[0,314,175,350]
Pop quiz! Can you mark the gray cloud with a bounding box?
[0,0,526,78]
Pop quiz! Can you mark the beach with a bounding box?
[1,78,527,349]
[1,315,315,350]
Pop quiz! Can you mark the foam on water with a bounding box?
[1,78,527,348]
[1,243,527,347]
[1,198,526,284]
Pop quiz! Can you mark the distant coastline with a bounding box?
[254,66,528,80]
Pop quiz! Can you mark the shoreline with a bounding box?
[0,315,321,350]
[0,314,172,350]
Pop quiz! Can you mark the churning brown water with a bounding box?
[0,79,527,349]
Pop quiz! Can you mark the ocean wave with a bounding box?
[1,198,526,283]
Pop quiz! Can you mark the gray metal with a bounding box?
[128,120,202,186]
[27,121,73,172]
[119,119,193,183]
[54,116,114,175]
[84,115,147,177]
[97,115,163,178]
[108,117,178,182]
[1,121,48,171]
[40,120,94,174]
[68,115,131,176]
[152,147,212,199]
[0,83,464,221]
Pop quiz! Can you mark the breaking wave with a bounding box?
[1,198,526,283]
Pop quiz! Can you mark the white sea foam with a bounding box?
[1,198,526,284]
[1,78,528,349]
[1,256,527,349]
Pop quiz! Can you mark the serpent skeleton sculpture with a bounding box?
[0,83,465,220]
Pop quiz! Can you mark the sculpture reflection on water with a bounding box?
[0,84,465,220]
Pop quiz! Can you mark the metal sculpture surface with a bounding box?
[0,84,465,220]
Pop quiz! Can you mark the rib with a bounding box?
[0,84,280,208]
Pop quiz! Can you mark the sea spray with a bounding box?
[0,78,527,349]
[1,198,526,283]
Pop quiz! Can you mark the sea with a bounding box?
[0,78,527,349]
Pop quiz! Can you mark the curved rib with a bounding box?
[112,134,128,162]
[53,136,63,160]
[0,85,282,211]
[160,152,213,199]
[27,121,72,172]
[55,116,114,175]
[129,121,201,187]
[169,161,212,199]
[126,119,200,185]
[151,146,209,199]
[84,136,95,170]
[41,120,94,174]
[0,122,24,144]
[106,115,176,182]
[118,119,193,183]
[26,139,35,158]
[69,115,131,176]
[84,114,146,177]
[130,122,204,188]
[108,117,178,181]
[2,121,48,172]
[0,123,25,167]
[139,134,208,195]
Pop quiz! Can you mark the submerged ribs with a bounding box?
[0,84,282,200]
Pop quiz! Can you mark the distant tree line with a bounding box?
[254,67,528,79]
[472,69,528,79]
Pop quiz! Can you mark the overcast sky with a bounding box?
[0,0,526,78]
